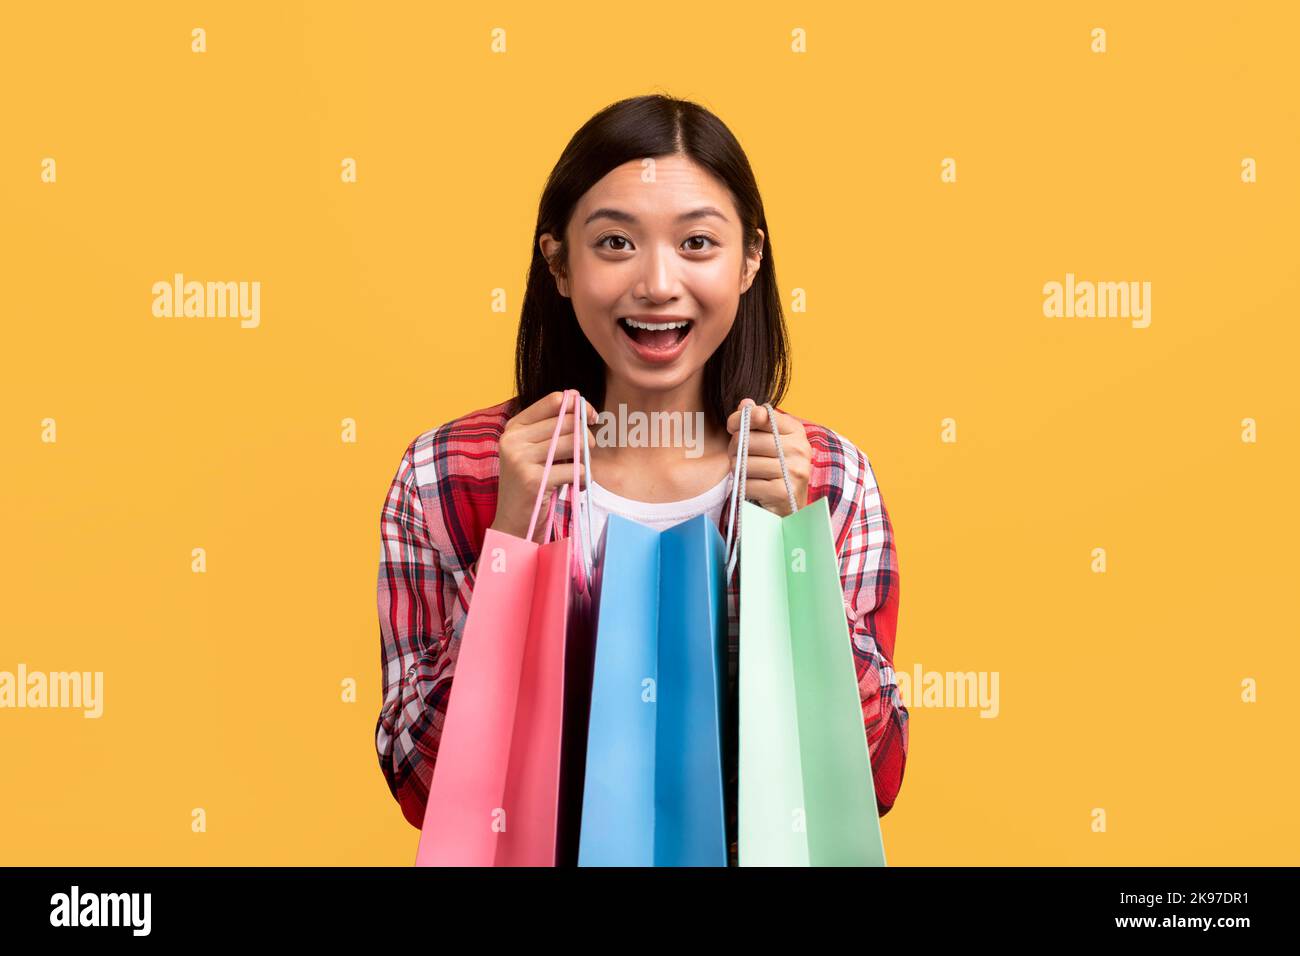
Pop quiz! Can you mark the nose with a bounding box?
[634,242,680,302]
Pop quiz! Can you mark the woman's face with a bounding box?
[539,154,763,401]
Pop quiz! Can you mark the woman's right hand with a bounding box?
[490,390,598,543]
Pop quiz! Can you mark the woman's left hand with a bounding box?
[726,398,811,516]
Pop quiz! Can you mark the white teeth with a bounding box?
[621,318,691,331]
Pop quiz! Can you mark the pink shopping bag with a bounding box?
[415,389,596,866]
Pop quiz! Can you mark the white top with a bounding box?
[580,472,732,549]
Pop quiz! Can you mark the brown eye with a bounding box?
[684,235,718,252]
[597,235,632,251]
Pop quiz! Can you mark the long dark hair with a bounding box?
[512,93,790,433]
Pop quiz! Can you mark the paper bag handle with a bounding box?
[523,388,593,592]
[724,401,800,580]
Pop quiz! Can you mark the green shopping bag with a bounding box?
[733,403,888,867]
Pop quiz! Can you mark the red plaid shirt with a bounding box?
[376,397,907,862]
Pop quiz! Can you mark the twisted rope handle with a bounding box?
[764,402,799,516]
[724,403,752,580]
[563,392,588,592]
[525,390,574,544]
[521,389,595,592]
[577,395,594,585]
[724,402,801,582]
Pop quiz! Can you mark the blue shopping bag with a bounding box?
[576,511,729,866]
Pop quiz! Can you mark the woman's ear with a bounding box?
[740,227,765,294]
[538,234,570,298]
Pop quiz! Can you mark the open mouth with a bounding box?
[617,317,693,351]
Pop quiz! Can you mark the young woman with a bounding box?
[376,94,907,863]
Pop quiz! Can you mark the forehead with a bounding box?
[574,155,736,226]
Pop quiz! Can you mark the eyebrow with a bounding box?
[582,206,730,227]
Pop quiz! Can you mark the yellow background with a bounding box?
[2,1,1296,865]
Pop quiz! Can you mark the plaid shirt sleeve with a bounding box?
[374,434,480,830]
[840,443,907,815]
[807,422,908,818]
